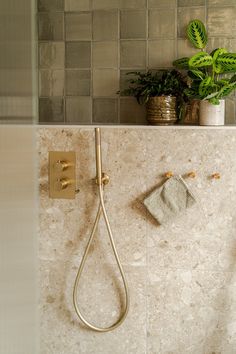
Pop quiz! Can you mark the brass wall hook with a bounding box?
[164,171,174,179]
[211,172,221,180]
[187,171,197,179]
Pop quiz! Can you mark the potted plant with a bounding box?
[173,19,236,126]
[121,69,188,125]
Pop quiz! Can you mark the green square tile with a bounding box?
[92,0,119,9]
[119,0,146,8]
[148,0,176,7]
[93,10,119,40]
[120,97,146,124]
[120,40,146,68]
[65,0,90,11]
[93,41,118,68]
[93,98,118,123]
[178,0,205,6]
[208,7,236,37]
[39,69,64,96]
[39,97,64,123]
[38,0,64,11]
[208,0,236,6]
[39,42,65,68]
[65,12,92,40]
[38,13,64,41]
[66,97,92,123]
[148,40,176,68]
[65,42,91,68]
[65,70,91,96]
[149,9,176,38]
[120,10,147,39]
[93,69,119,96]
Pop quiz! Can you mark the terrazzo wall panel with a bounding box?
[38,127,236,353]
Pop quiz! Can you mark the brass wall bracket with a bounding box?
[49,151,77,199]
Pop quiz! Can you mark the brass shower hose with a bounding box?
[73,128,130,332]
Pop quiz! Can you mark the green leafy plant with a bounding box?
[173,19,236,104]
[121,69,188,108]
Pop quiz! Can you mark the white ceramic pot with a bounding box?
[199,99,225,126]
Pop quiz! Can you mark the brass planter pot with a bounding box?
[146,96,177,125]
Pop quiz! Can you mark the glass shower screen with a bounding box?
[0,0,38,353]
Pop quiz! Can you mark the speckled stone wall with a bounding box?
[38,127,236,354]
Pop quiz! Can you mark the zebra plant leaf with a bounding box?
[216,53,236,72]
[189,69,205,80]
[187,20,208,49]
[173,57,190,69]
[212,48,228,74]
[217,81,236,99]
[189,52,213,68]
[230,74,236,83]
[199,76,214,97]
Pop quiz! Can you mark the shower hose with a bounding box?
[73,128,130,332]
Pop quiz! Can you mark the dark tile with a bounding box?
[38,13,64,40]
[93,98,118,123]
[120,10,147,39]
[39,97,64,123]
[65,12,92,40]
[65,97,92,123]
[65,70,91,96]
[38,0,64,12]
[93,10,119,40]
[65,42,91,68]
[120,97,146,124]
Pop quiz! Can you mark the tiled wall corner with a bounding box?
[38,0,236,124]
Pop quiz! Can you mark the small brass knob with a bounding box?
[54,160,69,172]
[212,173,221,180]
[54,178,71,191]
[187,171,197,179]
[164,171,174,179]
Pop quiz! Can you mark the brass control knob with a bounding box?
[54,160,69,172]
[54,178,71,191]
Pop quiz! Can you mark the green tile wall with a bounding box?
[38,0,236,124]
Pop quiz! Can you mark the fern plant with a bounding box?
[121,70,188,104]
[173,20,236,104]
[120,70,188,118]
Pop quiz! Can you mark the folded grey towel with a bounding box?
[143,175,196,225]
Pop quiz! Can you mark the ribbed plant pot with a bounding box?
[146,96,177,125]
[199,99,225,126]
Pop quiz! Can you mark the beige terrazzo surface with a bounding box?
[38,127,236,354]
